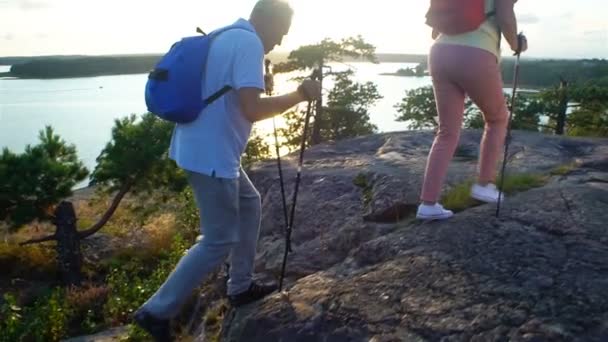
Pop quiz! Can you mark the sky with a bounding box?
[0,0,607,59]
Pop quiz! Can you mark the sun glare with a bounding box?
[279,0,433,54]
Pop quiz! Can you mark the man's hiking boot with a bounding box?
[229,282,278,307]
[416,203,454,220]
[133,309,172,342]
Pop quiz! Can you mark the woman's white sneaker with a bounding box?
[471,183,504,203]
[416,203,454,220]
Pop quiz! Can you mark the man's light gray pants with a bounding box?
[141,168,261,319]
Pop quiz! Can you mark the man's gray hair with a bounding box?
[251,0,294,20]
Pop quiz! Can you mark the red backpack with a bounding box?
[425,0,494,35]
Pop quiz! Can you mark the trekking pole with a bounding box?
[272,116,289,237]
[279,71,318,291]
[496,33,524,218]
[265,60,292,291]
[269,102,290,269]
[264,60,289,235]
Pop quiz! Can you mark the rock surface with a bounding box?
[62,327,128,342]
[222,130,608,341]
[64,130,608,342]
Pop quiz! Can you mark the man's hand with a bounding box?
[239,80,320,122]
[297,79,322,102]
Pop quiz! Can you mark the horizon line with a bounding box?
[1,52,606,61]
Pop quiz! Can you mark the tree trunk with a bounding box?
[20,181,133,286]
[556,79,569,135]
[53,201,82,286]
[311,62,324,145]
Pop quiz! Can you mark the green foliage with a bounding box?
[535,83,608,136]
[65,285,110,334]
[278,109,307,152]
[0,160,201,340]
[0,240,57,276]
[107,234,190,341]
[242,129,271,170]
[0,232,189,341]
[550,163,578,176]
[395,86,439,129]
[441,179,476,212]
[509,96,545,131]
[0,293,23,341]
[391,63,427,77]
[274,36,377,73]
[323,71,381,140]
[91,113,186,194]
[274,36,379,146]
[104,234,188,326]
[353,173,373,208]
[465,94,544,131]
[0,289,72,342]
[567,108,608,137]
[396,86,550,132]
[441,174,548,212]
[0,126,88,229]
[501,58,608,88]
[279,71,381,150]
[499,173,547,193]
[565,85,608,137]
[175,187,200,241]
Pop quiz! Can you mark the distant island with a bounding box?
[0,53,606,88]
[380,59,608,88]
[0,53,429,79]
[381,63,428,77]
[1,55,161,79]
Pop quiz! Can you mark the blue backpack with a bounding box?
[145,23,254,123]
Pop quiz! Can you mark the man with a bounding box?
[134,0,321,340]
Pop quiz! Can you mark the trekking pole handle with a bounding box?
[311,67,321,81]
[297,84,312,102]
[297,68,322,102]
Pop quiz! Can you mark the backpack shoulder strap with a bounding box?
[202,22,256,107]
[209,23,255,38]
[485,1,501,50]
[485,0,496,17]
[204,85,232,105]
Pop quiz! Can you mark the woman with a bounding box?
[264,58,274,96]
[416,0,528,220]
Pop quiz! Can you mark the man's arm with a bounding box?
[238,79,320,122]
[238,87,305,122]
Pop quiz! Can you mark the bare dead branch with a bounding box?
[78,180,133,240]
[19,233,57,246]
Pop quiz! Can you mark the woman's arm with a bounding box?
[496,0,520,52]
